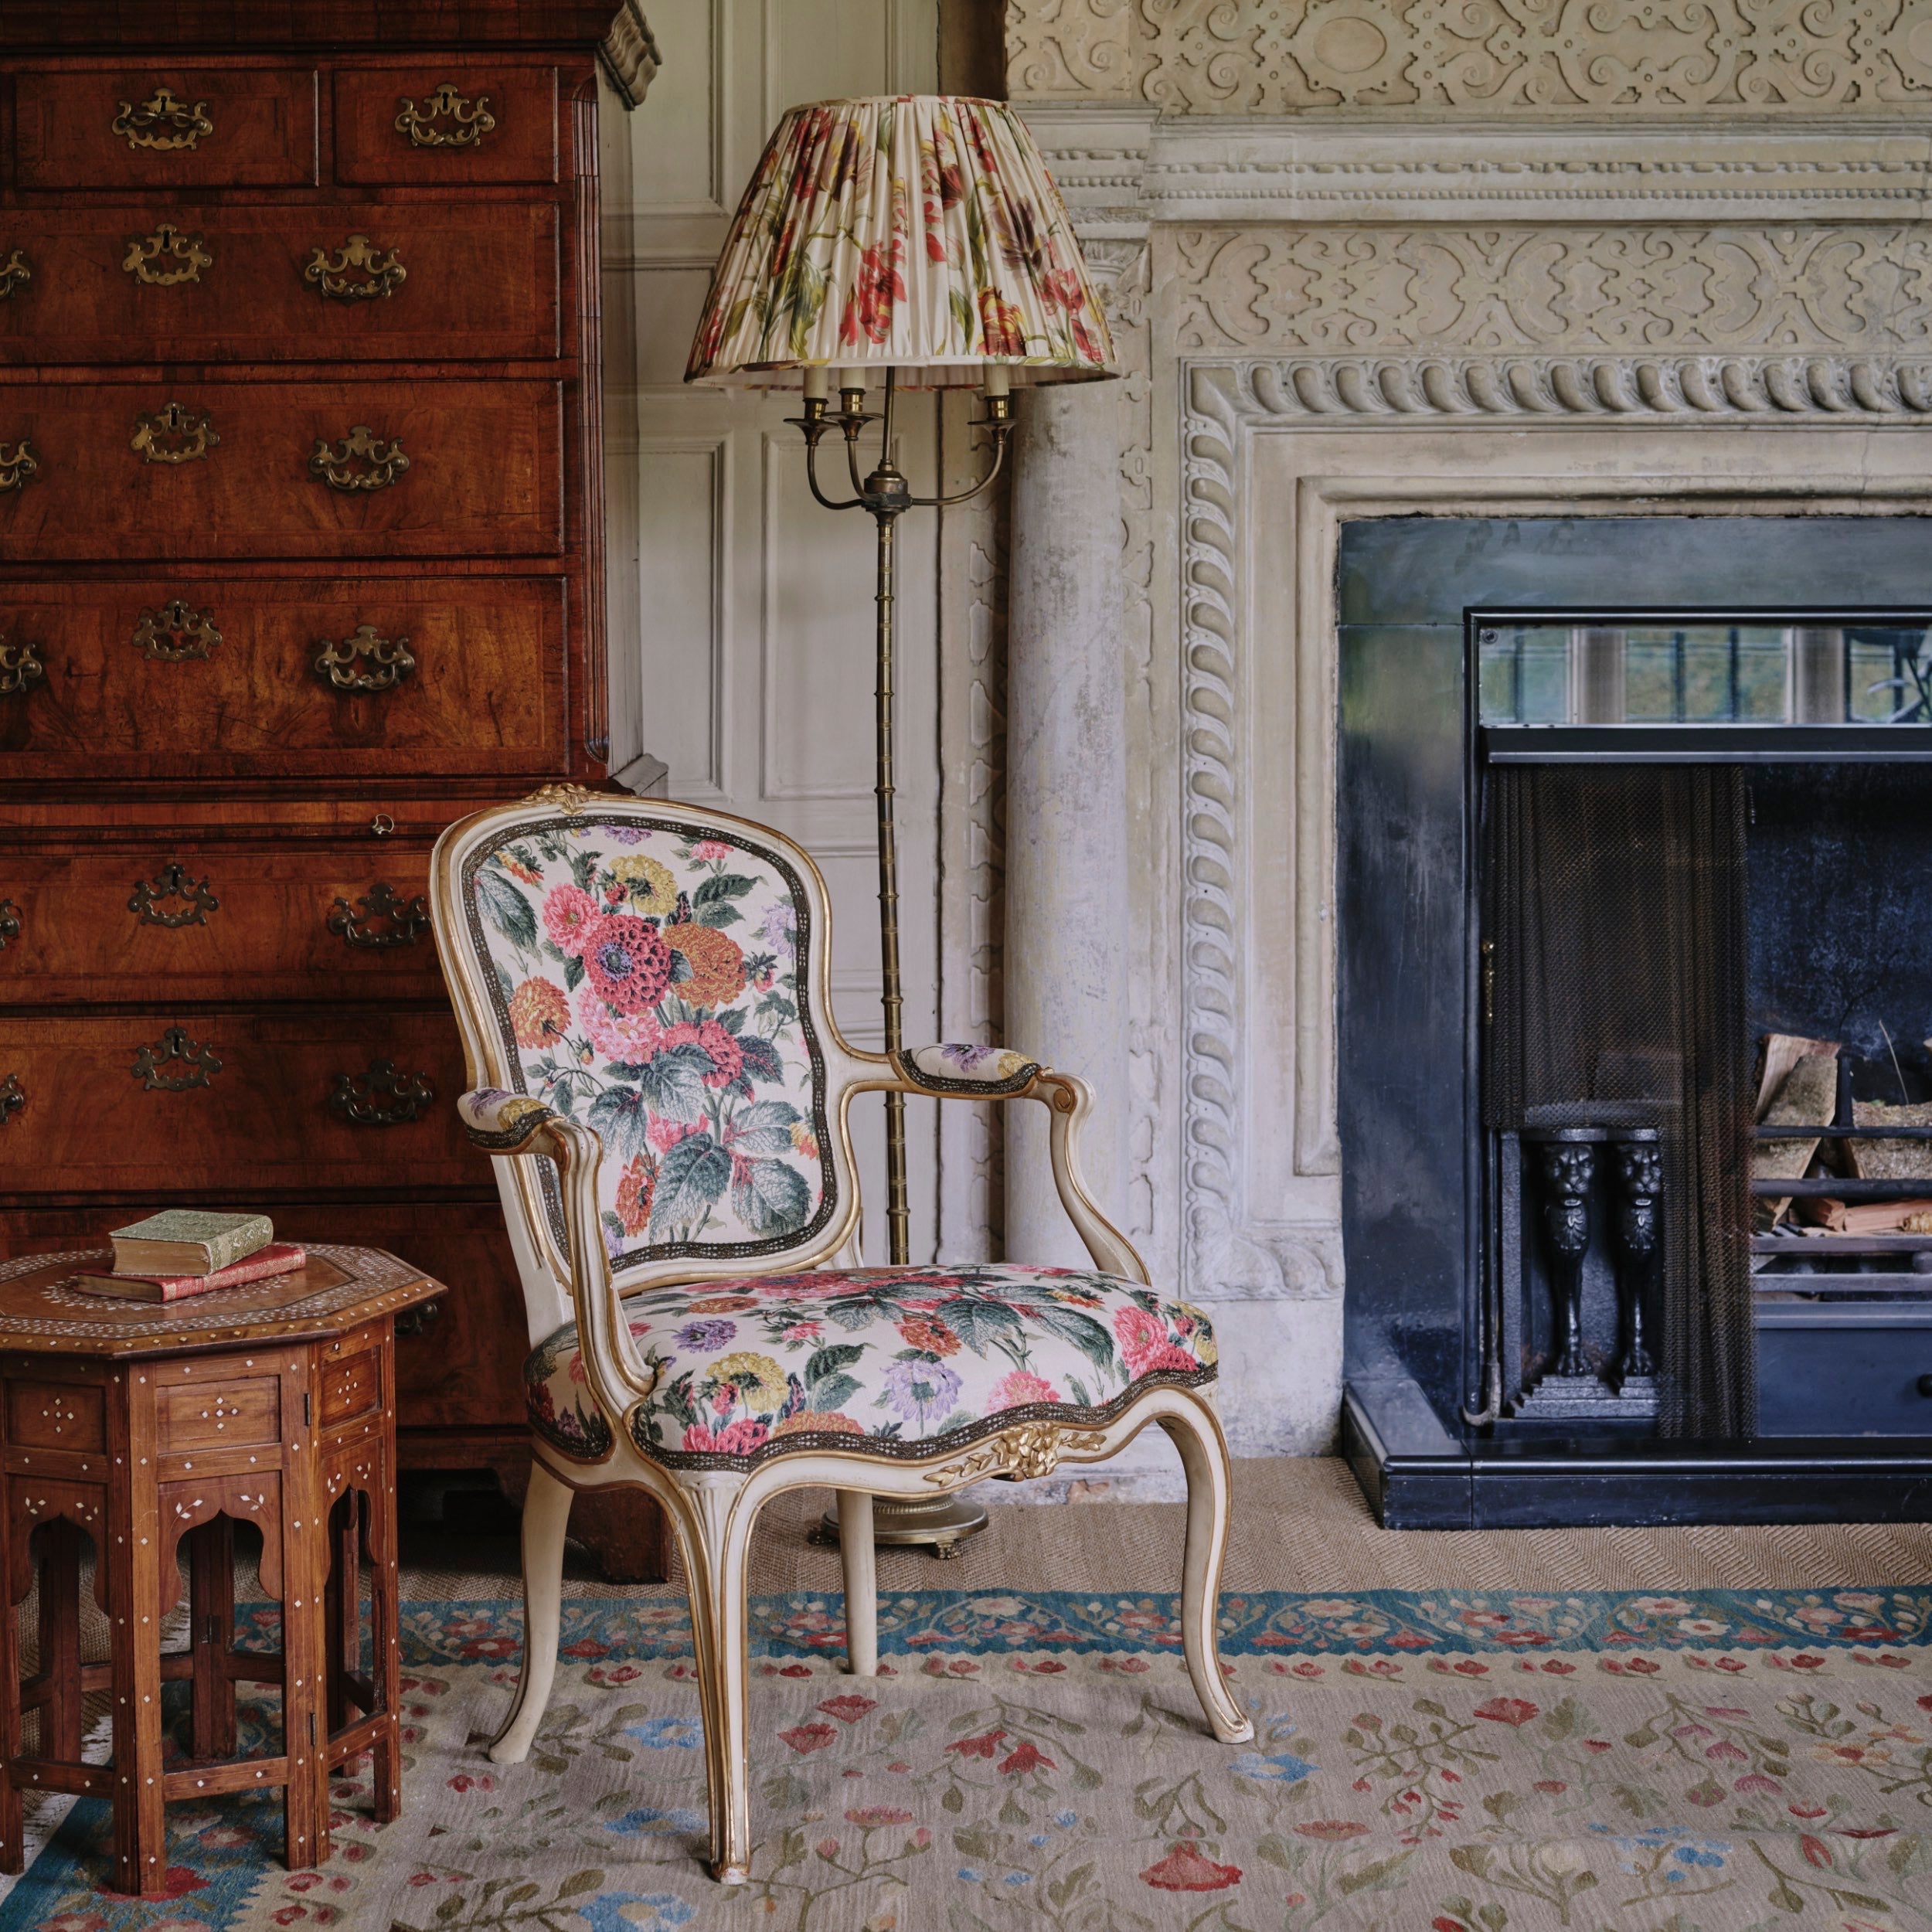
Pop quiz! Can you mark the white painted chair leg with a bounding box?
[680,1474,757,1884]
[1159,1405,1254,1745]
[488,1456,574,1764]
[836,1489,877,1676]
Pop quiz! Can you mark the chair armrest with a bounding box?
[458,1087,562,1151]
[890,1043,1042,1097]
[456,1087,655,1420]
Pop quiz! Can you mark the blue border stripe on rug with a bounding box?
[399,1586,1932,1664]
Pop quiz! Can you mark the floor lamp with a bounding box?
[685,96,1117,1551]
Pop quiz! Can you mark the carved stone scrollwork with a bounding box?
[131,401,219,465]
[122,224,212,287]
[131,1025,223,1092]
[304,235,406,301]
[0,1073,22,1127]
[0,250,29,300]
[0,440,39,493]
[308,425,409,492]
[923,1420,1069,1487]
[330,1060,434,1127]
[132,597,221,662]
[128,862,219,928]
[393,83,495,148]
[0,634,44,696]
[113,85,213,151]
[328,883,430,949]
[313,624,415,691]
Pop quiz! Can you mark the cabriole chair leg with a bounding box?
[1159,1404,1255,1746]
[679,1475,757,1883]
[489,1458,574,1765]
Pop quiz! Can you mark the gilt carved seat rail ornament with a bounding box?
[328,883,430,949]
[330,1061,434,1126]
[304,236,406,301]
[128,862,219,929]
[0,250,29,301]
[114,86,214,151]
[394,83,495,148]
[314,624,414,691]
[131,1026,223,1092]
[308,426,409,492]
[132,597,220,662]
[0,440,39,493]
[122,225,212,287]
[132,401,218,465]
[0,634,44,697]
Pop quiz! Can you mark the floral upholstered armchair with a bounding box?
[428,785,1253,1882]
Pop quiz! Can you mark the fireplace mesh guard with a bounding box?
[1483,767,1754,1437]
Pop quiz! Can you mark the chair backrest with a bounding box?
[430,790,863,1343]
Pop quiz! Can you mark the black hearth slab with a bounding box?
[1342,1383,1472,1529]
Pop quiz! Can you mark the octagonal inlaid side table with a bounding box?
[0,1243,440,1897]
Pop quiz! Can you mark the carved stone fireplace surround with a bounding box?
[987,2,1932,1500]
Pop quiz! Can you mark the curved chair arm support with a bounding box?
[889,1043,1042,1097]
[457,1087,656,1435]
[845,1063,1148,1285]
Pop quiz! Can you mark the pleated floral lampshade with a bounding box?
[685,94,1114,389]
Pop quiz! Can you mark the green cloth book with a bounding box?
[108,1209,274,1278]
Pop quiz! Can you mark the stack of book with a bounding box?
[74,1210,306,1303]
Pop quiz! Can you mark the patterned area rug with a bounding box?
[4,1589,1930,1932]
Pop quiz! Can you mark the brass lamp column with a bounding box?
[686,94,1117,1554]
[791,365,1015,1267]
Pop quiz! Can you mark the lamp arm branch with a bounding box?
[804,434,865,513]
[908,427,1011,510]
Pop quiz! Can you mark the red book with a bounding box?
[71,1243,308,1303]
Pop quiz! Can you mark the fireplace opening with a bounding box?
[1335,516,1932,1526]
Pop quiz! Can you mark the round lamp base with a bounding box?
[810,1491,989,1560]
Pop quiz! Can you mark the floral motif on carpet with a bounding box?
[4,1590,1928,1932]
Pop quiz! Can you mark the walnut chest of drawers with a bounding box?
[0,3,663,1578]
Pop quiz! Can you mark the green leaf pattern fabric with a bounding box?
[462,816,834,1271]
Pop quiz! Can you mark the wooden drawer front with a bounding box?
[15,68,320,189]
[157,1376,281,1453]
[0,1202,528,1437]
[320,1347,381,1429]
[334,67,558,185]
[0,204,560,366]
[0,379,563,561]
[0,1011,474,1196]
[0,576,565,781]
[5,1379,107,1454]
[0,843,444,1006]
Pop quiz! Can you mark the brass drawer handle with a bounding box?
[395,1298,441,1339]
[114,86,214,152]
[0,440,39,494]
[328,883,429,949]
[394,83,495,148]
[132,402,219,466]
[331,1060,434,1126]
[133,597,221,662]
[0,250,29,301]
[123,224,212,287]
[0,1073,22,1127]
[129,862,219,928]
[0,634,43,696]
[315,624,414,692]
[304,236,406,301]
[131,1025,223,1091]
[309,425,408,492]
[0,900,19,951]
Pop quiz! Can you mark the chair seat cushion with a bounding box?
[524,1263,1218,1467]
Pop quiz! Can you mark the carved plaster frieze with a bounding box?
[1009,0,1932,111]
[1173,223,1932,356]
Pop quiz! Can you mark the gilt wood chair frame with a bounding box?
[427,784,1253,1883]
